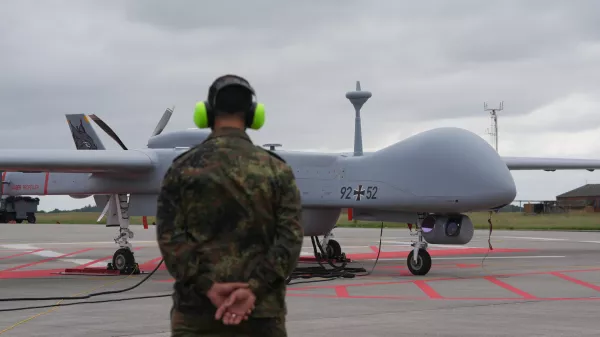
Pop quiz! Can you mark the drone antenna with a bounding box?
[346,81,372,156]
[484,101,503,152]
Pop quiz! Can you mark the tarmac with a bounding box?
[1,223,600,336]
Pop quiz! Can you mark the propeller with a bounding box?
[89,106,175,150]
[89,107,175,223]
[88,114,128,150]
[151,106,174,137]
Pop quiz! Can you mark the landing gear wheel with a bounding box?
[407,249,432,276]
[325,239,342,260]
[110,248,139,274]
[27,214,36,224]
[15,219,22,224]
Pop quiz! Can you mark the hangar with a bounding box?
[556,184,600,212]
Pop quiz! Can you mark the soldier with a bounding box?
[156,74,304,336]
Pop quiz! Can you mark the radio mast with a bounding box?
[346,81,372,156]
[484,101,503,152]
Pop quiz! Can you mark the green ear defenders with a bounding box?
[194,74,266,130]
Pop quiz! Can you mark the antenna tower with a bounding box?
[345,81,372,156]
[484,101,503,152]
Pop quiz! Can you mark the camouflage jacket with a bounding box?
[155,127,304,318]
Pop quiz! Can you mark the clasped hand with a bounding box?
[207,283,256,325]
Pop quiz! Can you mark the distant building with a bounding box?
[556,184,600,211]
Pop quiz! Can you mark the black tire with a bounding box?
[27,214,36,224]
[326,239,342,259]
[112,248,135,273]
[407,249,432,276]
[15,219,23,224]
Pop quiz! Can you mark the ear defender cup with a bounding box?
[248,102,266,130]
[193,101,210,129]
[193,100,266,130]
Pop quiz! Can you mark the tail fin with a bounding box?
[65,114,105,150]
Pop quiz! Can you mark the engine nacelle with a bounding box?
[69,194,92,199]
[421,214,474,245]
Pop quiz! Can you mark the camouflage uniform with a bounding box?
[156,127,304,336]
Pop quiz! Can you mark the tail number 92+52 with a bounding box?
[340,184,377,201]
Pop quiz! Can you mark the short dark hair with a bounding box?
[214,85,253,115]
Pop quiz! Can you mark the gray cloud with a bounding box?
[1,0,600,210]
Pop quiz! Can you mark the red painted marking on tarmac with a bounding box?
[0,248,94,272]
[0,268,64,279]
[287,293,428,300]
[43,172,50,195]
[334,286,350,297]
[138,256,164,270]
[0,249,45,261]
[551,272,600,292]
[298,247,530,262]
[414,280,443,299]
[63,268,121,275]
[484,276,537,299]
[77,256,113,269]
[288,277,457,291]
[346,247,532,260]
[456,263,480,268]
[286,293,600,301]
[377,263,478,270]
[288,267,600,292]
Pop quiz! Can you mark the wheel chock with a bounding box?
[62,267,121,276]
[106,262,141,275]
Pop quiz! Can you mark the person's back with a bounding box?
[168,127,299,314]
[156,74,303,336]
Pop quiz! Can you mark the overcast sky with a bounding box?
[1,0,600,212]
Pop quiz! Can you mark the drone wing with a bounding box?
[0,149,155,174]
[502,156,600,171]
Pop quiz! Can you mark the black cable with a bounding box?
[0,293,171,313]
[0,222,385,307]
[1,223,386,312]
[287,221,384,285]
[0,259,164,302]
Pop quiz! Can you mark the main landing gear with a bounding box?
[101,194,140,275]
[407,213,432,276]
[313,231,346,262]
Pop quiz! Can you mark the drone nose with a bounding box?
[370,127,517,210]
[475,153,517,208]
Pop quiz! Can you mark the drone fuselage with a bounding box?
[1,127,516,236]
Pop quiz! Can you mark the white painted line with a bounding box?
[0,241,158,246]
[370,255,566,261]
[1,244,39,250]
[378,241,480,249]
[323,245,371,249]
[494,236,567,241]
[63,258,99,265]
[435,255,566,260]
[1,244,95,266]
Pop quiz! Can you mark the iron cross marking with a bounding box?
[353,184,366,201]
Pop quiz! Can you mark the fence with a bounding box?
[503,200,573,214]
